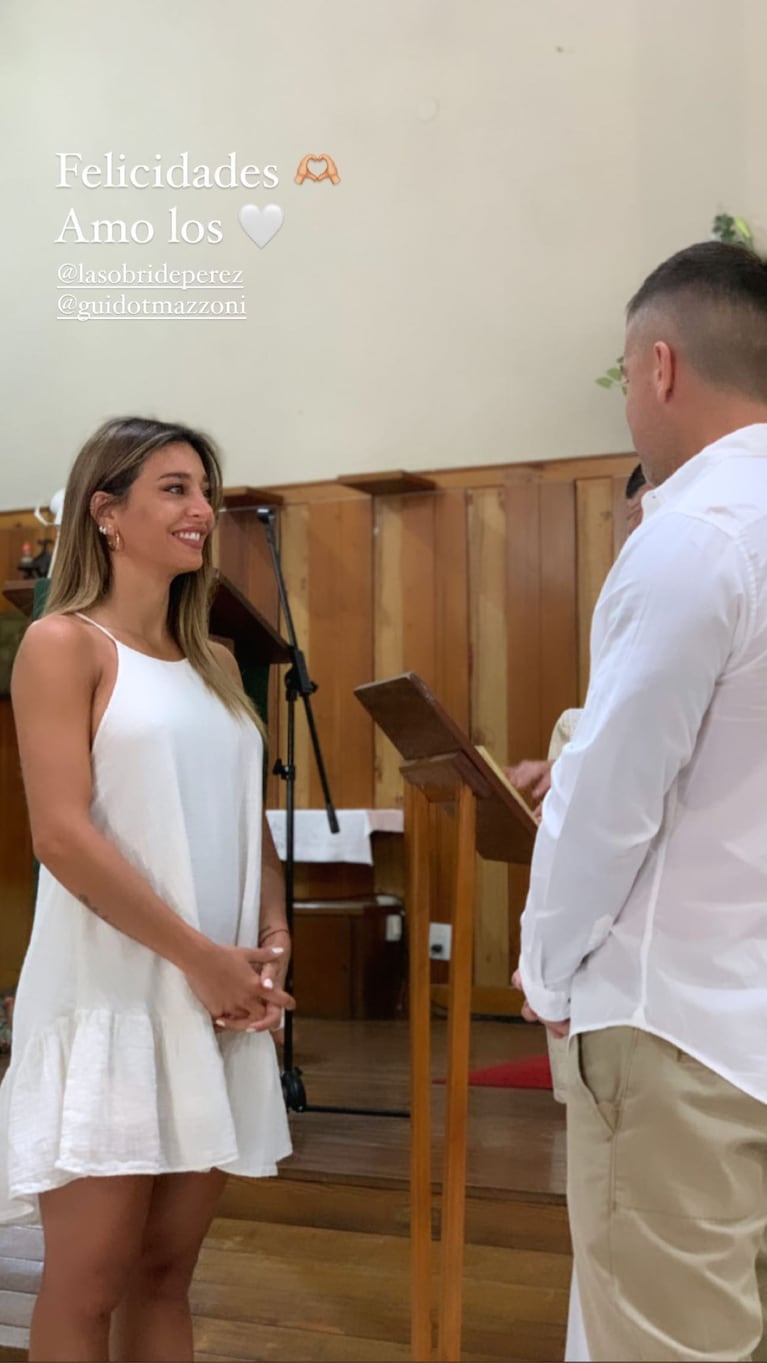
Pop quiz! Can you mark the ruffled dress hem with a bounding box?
[0,1007,292,1226]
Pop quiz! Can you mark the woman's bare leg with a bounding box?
[110,1168,228,1362]
[29,1175,154,1362]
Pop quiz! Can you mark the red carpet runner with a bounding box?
[435,1052,553,1089]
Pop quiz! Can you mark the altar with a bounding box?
[265,808,403,865]
[266,808,405,1019]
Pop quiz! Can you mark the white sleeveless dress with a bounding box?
[0,614,291,1225]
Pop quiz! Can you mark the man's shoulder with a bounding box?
[670,446,767,543]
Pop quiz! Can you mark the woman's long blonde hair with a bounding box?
[45,416,263,730]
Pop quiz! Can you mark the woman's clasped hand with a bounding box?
[184,941,295,1033]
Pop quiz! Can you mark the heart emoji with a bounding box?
[238,203,284,248]
[294,154,341,185]
[306,156,329,179]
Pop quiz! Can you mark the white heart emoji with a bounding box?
[238,203,284,248]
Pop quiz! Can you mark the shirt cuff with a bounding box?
[517,967,571,1023]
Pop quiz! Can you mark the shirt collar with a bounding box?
[641,423,767,521]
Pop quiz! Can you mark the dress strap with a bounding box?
[73,612,121,646]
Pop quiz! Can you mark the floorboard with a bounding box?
[0,1018,569,1361]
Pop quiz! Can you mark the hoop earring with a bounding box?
[98,524,121,552]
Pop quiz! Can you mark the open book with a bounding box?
[475,745,539,821]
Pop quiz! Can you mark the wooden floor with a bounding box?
[0,1018,570,1361]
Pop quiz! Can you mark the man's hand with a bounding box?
[511,969,570,1039]
[505,758,553,803]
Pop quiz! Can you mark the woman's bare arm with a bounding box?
[12,617,220,976]
[208,642,292,1031]
[207,641,288,941]
[259,818,288,939]
[12,619,293,1021]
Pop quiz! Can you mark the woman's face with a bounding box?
[102,442,217,575]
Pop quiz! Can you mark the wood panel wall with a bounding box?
[0,510,42,616]
[0,512,41,986]
[0,455,634,998]
[215,453,634,1002]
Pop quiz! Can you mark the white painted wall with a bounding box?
[1,0,764,507]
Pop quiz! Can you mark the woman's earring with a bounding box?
[98,524,121,552]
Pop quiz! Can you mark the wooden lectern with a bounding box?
[355,674,537,1363]
[208,570,291,669]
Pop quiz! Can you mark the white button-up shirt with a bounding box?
[520,424,767,1102]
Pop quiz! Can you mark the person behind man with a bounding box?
[516,241,767,1361]
[507,463,649,812]
[623,460,648,533]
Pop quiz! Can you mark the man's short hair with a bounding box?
[625,463,646,500]
[627,241,767,402]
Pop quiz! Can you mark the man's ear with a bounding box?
[653,340,675,403]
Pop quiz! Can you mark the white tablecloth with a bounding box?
[265,809,404,866]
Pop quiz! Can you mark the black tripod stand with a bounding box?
[257,508,408,1120]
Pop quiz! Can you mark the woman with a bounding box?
[0,416,294,1361]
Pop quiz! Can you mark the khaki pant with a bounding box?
[567,1027,767,1362]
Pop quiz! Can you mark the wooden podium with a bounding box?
[355,674,537,1363]
[208,570,291,669]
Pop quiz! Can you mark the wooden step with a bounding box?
[0,1217,568,1363]
[0,1022,570,1360]
[218,1174,571,1255]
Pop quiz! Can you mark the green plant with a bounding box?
[596,360,626,395]
[710,214,755,250]
[596,213,757,394]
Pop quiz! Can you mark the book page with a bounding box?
[475,744,538,820]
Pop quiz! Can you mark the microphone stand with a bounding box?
[257,509,408,1119]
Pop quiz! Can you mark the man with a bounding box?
[507,464,649,813]
[509,466,650,1363]
[516,241,767,1360]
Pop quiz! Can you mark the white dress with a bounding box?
[0,614,291,1225]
